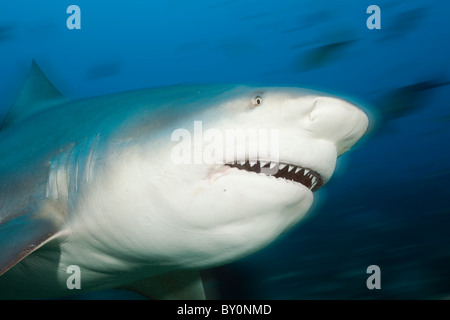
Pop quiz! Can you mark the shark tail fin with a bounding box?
[1,60,67,129]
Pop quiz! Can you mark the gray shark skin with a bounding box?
[0,61,369,299]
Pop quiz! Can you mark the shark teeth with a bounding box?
[224,160,323,191]
[259,161,268,168]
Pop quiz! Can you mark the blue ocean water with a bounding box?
[0,0,449,299]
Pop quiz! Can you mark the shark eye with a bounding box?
[252,95,263,107]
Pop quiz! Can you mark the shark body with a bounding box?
[0,62,368,299]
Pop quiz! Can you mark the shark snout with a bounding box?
[307,96,369,156]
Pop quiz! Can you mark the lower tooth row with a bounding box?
[235,165,317,189]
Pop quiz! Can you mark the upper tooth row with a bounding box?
[228,160,314,176]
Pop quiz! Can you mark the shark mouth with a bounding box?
[225,160,324,191]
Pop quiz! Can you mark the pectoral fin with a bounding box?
[0,213,62,276]
[123,269,206,300]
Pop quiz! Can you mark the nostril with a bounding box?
[307,99,319,122]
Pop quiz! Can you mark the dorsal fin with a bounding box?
[2,61,67,128]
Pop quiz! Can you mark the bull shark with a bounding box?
[0,61,369,299]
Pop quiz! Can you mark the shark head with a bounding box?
[80,85,369,270]
[0,64,370,298]
[0,64,370,297]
